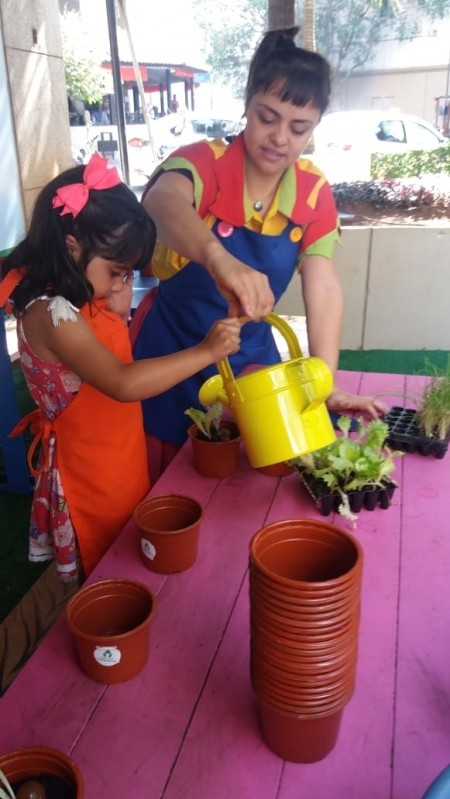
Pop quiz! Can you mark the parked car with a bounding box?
[158,113,244,158]
[311,110,447,183]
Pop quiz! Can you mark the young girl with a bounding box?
[0,153,241,581]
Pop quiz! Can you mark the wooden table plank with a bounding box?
[391,375,450,799]
[70,461,280,797]
[162,578,285,799]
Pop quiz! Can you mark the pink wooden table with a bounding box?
[1,371,449,799]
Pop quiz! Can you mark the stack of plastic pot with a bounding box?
[249,518,363,763]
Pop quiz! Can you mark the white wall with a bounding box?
[0,21,25,252]
[276,226,450,351]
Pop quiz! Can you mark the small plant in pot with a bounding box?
[0,745,83,798]
[289,415,403,525]
[185,402,241,478]
[0,770,48,799]
[385,360,450,458]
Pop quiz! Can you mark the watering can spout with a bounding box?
[198,313,336,468]
[198,374,228,407]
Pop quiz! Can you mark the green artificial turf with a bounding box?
[0,362,46,623]
[338,350,449,375]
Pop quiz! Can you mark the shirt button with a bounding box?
[290,226,303,243]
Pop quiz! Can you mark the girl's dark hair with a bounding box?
[245,27,331,116]
[2,163,157,313]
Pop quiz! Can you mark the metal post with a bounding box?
[105,0,130,184]
[444,44,450,136]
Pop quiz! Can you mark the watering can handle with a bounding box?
[218,312,303,386]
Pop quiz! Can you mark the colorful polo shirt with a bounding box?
[134,134,340,445]
[144,132,339,280]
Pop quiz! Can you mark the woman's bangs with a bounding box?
[272,72,324,109]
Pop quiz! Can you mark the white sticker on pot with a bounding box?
[141,537,156,561]
[94,646,122,667]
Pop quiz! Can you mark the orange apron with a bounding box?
[48,301,149,575]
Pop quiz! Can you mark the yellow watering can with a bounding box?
[198,313,336,468]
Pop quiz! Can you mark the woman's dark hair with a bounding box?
[2,163,157,313]
[245,27,331,116]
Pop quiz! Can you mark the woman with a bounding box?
[132,27,386,482]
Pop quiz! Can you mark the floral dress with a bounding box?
[17,297,82,581]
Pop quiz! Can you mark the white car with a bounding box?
[157,114,244,159]
[311,110,446,183]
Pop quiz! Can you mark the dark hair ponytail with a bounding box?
[245,27,331,116]
[2,165,156,314]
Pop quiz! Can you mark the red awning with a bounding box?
[102,64,148,82]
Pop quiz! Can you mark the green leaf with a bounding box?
[0,769,15,799]
[294,415,403,524]
[185,402,224,439]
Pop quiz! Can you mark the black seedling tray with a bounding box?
[385,406,449,459]
[299,473,397,517]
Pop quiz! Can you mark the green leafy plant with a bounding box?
[290,416,402,524]
[416,359,450,440]
[333,175,450,212]
[374,358,450,442]
[185,402,235,442]
[0,771,46,799]
[0,769,14,799]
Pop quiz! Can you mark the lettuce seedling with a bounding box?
[184,402,228,441]
[291,415,403,524]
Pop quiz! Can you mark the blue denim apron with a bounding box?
[133,220,301,445]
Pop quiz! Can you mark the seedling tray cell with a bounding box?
[299,473,396,517]
[385,406,449,459]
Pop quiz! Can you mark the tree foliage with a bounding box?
[193,0,267,96]
[60,11,107,104]
[193,0,450,98]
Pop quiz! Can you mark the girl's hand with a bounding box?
[327,388,388,419]
[202,318,241,363]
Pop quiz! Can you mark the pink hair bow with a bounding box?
[52,153,122,217]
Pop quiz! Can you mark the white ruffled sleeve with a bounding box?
[47,296,79,326]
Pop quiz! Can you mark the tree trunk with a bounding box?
[268,0,295,30]
[303,0,316,51]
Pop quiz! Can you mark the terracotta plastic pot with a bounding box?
[134,493,204,574]
[257,699,345,763]
[251,631,359,672]
[251,621,360,659]
[250,594,360,633]
[252,671,353,713]
[254,678,355,709]
[250,569,362,611]
[250,604,359,638]
[251,661,357,698]
[250,519,362,590]
[188,422,241,478]
[257,461,295,477]
[0,746,84,797]
[252,648,356,687]
[250,595,358,630]
[66,578,157,685]
[257,684,350,716]
[250,569,360,601]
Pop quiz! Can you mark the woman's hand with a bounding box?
[326,388,388,419]
[205,245,275,319]
[144,172,275,319]
[201,317,242,363]
[105,278,133,320]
